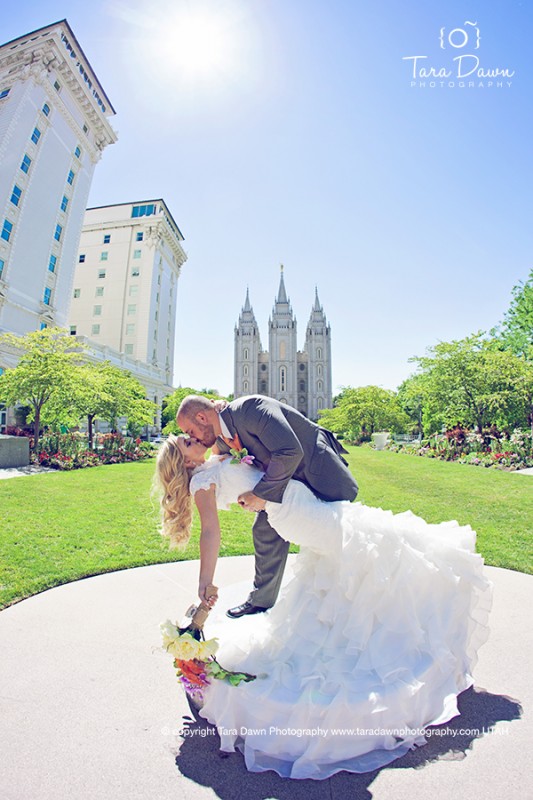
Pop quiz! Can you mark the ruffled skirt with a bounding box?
[200,489,492,780]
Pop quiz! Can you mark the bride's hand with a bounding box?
[199,580,218,607]
[238,491,266,512]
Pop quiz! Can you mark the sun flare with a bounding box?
[151,5,240,82]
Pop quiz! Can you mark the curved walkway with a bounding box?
[0,556,530,800]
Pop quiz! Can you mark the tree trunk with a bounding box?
[88,414,94,449]
[33,406,41,453]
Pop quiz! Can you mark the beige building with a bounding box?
[68,200,187,426]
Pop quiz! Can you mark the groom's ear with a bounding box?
[196,411,209,424]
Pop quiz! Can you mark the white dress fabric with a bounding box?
[189,456,492,780]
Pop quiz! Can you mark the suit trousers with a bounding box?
[249,511,291,608]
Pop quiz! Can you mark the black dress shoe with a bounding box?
[226,601,268,618]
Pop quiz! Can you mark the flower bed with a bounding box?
[32,432,156,470]
[387,427,533,470]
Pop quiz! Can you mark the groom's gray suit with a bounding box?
[218,395,358,608]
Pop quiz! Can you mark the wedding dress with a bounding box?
[189,456,492,780]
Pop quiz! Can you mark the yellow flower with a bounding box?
[159,622,219,662]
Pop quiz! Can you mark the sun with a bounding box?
[152,4,240,83]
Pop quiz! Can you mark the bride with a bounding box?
[155,434,492,780]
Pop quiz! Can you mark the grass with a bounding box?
[0,448,531,610]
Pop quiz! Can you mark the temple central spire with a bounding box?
[276,264,288,305]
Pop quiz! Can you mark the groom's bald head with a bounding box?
[178,395,213,420]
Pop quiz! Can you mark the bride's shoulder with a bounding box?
[189,456,225,495]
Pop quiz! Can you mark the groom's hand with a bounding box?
[237,492,266,513]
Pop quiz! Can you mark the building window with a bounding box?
[53,80,61,92]
[100,251,108,261]
[243,365,248,376]
[317,380,323,391]
[93,305,102,316]
[127,304,136,315]
[79,254,85,263]
[54,224,62,242]
[48,254,57,273]
[43,287,52,305]
[155,310,158,321]
[133,249,141,259]
[10,185,22,206]
[317,348,322,359]
[131,267,140,277]
[131,204,156,218]
[280,366,287,393]
[317,364,322,376]
[0,258,4,279]
[60,195,68,212]
[83,123,89,134]
[103,234,111,244]
[70,326,77,335]
[42,103,50,116]
[126,323,135,335]
[20,154,31,173]
[91,324,100,334]
[317,398,324,410]
[243,348,249,360]
[129,285,138,297]
[0,88,10,99]
[74,145,81,158]
[40,322,47,330]
[73,288,80,298]
[95,287,104,297]
[67,170,75,185]
[98,269,106,278]
[1,219,13,242]
[31,127,41,144]
[299,380,305,391]
[243,381,249,392]
[136,231,143,241]
[125,344,134,355]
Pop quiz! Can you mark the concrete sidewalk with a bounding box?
[0,556,530,800]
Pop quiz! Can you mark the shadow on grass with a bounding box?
[173,686,521,800]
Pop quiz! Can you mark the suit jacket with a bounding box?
[219,395,358,504]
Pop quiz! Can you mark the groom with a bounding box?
[177,394,358,617]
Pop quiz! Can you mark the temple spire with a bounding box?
[276,264,288,304]
[243,286,251,312]
[313,286,321,312]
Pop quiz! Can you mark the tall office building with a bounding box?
[69,200,187,405]
[0,20,117,348]
[234,268,333,420]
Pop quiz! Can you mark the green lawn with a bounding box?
[1,448,531,610]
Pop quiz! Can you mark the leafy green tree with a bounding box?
[319,385,409,437]
[0,328,85,451]
[496,269,533,356]
[71,362,156,444]
[410,333,530,434]
[161,387,223,434]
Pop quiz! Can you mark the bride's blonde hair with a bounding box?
[154,435,195,549]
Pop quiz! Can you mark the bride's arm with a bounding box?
[194,486,221,605]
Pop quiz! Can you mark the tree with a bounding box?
[496,269,533,356]
[410,333,530,434]
[72,362,157,444]
[0,328,85,451]
[319,386,409,438]
[161,387,223,434]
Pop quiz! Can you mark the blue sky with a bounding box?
[3,1,532,396]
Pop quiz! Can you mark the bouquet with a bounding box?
[160,584,255,707]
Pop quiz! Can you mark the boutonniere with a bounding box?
[230,447,255,465]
